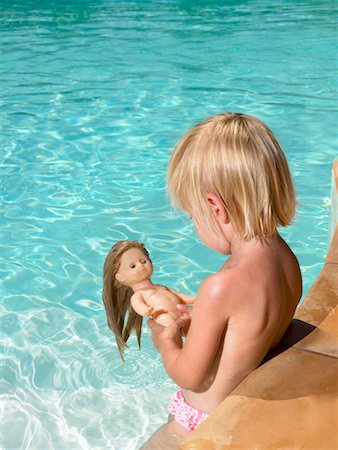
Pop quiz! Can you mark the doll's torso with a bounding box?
[137,286,183,326]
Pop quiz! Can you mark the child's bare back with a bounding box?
[181,233,302,413]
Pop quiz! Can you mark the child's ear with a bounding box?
[206,193,229,224]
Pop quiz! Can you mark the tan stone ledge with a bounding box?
[295,258,337,327]
[326,223,338,264]
[333,160,338,191]
[330,161,338,239]
[180,348,338,450]
[292,305,337,358]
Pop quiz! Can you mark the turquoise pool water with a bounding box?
[1,0,337,448]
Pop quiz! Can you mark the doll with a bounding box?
[102,240,194,360]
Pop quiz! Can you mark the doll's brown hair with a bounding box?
[102,240,150,361]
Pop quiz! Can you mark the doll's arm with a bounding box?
[168,289,196,304]
[130,292,152,317]
[131,292,167,318]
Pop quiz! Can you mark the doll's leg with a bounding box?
[154,312,178,327]
[155,311,191,336]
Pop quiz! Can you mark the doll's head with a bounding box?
[115,245,153,288]
[102,240,151,360]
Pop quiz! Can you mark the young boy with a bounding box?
[142,113,302,449]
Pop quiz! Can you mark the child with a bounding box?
[142,112,302,449]
[102,240,194,360]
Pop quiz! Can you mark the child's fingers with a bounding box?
[176,315,188,328]
[177,303,193,317]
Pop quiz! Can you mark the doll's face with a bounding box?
[115,247,153,287]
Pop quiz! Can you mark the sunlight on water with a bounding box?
[1,0,336,448]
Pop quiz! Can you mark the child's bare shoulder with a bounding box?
[197,268,244,309]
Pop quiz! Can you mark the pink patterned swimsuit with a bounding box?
[168,390,209,431]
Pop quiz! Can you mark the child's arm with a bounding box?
[149,273,230,390]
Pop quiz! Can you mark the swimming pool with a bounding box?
[1,0,336,448]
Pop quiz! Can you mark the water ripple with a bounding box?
[1,0,336,448]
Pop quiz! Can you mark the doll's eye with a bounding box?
[130,263,136,269]
[141,259,147,264]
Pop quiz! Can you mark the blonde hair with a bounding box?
[167,113,296,240]
[102,240,150,361]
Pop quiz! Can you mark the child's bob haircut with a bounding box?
[167,113,296,240]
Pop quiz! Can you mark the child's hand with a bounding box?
[177,303,193,317]
[148,316,187,352]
